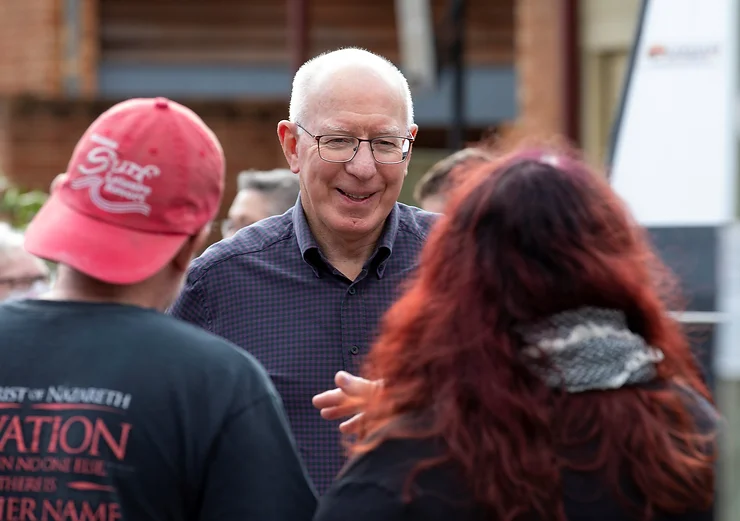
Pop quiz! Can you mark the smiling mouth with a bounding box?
[337,188,374,201]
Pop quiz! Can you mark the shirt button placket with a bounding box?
[341,283,364,372]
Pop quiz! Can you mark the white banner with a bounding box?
[610,0,738,227]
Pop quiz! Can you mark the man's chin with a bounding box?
[329,214,383,238]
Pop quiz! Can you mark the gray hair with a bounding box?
[289,47,415,130]
[236,169,300,215]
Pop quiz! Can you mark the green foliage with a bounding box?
[0,181,48,230]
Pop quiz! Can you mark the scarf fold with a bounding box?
[516,307,665,393]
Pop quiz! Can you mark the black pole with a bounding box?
[606,0,649,178]
[448,0,466,151]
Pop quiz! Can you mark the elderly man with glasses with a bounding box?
[169,47,437,494]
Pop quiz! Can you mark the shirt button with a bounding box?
[348,287,356,295]
[349,345,360,355]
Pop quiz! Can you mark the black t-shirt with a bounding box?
[0,299,317,521]
[314,387,717,521]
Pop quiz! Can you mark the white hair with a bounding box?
[0,223,23,253]
[236,168,300,214]
[0,223,26,264]
[289,47,415,131]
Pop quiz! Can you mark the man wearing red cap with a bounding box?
[0,97,316,520]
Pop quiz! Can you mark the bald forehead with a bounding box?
[312,63,397,88]
[303,65,408,129]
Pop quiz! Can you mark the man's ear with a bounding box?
[277,120,301,173]
[172,225,212,272]
[404,124,420,177]
[50,173,67,193]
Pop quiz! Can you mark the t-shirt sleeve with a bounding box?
[198,392,318,521]
[313,481,407,521]
[167,269,212,331]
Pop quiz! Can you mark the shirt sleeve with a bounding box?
[198,393,318,521]
[167,269,212,331]
[313,481,407,521]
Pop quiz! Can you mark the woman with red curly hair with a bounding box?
[313,147,718,521]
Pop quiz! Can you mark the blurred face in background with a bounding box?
[419,194,447,214]
[0,248,50,301]
[416,156,492,214]
[221,189,274,239]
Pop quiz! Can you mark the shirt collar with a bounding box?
[372,203,399,278]
[292,194,400,279]
[293,194,320,258]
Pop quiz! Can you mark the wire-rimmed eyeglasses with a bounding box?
[295,123,414,165]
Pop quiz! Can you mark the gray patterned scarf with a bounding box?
[516,307,665,393]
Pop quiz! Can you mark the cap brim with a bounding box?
[25,194,189,285]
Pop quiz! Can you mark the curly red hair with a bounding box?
[352,144,715,520]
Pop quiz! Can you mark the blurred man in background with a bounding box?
[221,168,300,238]
[0,222,50,301]
[413,147,491,213]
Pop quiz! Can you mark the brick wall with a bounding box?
[0,97,290,245]
[0,0,63,96]
[514,0,567,138]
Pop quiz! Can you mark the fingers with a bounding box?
[312,388,344,410]
[50,173,67,193]
[335,371,377,399]
[339,413,365,435]
[319,401,364,421]
[312,372,376,411]
[311,371,380,434]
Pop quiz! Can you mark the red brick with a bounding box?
[514,0,567,138]
[0,0,62,96]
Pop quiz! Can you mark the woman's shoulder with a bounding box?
[315,437,482,521]
[338,436,456,493]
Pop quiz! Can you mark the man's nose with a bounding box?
[345,142,377,180]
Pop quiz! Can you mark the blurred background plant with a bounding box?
[0,174,48,229]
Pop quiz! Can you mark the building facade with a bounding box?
[0,0,522,209]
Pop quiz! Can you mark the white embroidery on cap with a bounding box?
[70,134,160,216]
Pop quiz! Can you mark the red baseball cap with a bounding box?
[25,97,225,285]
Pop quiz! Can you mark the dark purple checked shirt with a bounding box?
[169,196,437,494]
